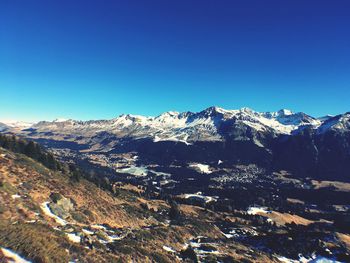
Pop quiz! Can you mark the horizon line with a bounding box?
[1,105,344,124]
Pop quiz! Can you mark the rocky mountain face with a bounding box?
[2,107,350,181]
[273,113,350,181]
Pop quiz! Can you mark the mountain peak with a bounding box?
[53,118,69,123]
[157,111,180,118]
[202,106,229,115]
[205,106,222,112]
[277,109,293,116]
[4,107,348,139]
[239,107,255,113]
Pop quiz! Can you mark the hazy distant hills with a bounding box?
[2,107,350,181]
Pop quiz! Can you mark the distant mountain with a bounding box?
[2,107,350,181]
[0,120,33,132]
[274,112,350,181]
[0,122,9,132]
[21,106,322,142]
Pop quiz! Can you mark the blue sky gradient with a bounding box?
[1,0,349,121]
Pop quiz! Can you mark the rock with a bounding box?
[49,195,75,219]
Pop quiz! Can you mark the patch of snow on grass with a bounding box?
[189,163,212,174]
[150,170,172,177]
[276,256,298,263]
[97,232,124,244]
[66,233,81,243]
[162,246,176,253]
[115,166,148,176]
[11,194,21,199]
[222,233,234,239]
[247,206,270,215]
[196,249,219,255]
[1,247,31,263]
[276,254,339,263]
[116,165,171,177]
[104,233,124,242]
[82,229,94,235]
[309,256,342,263]
[40,202,67,226]
[91,224,107,230]
[184,192,217,203]
[25,220,37,223]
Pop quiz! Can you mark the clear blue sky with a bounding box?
[1,0,349,121]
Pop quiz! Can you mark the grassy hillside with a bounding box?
[0,145,278,262]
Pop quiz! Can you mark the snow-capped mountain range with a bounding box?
[1,106,350,181]
[0,120,33,132]
[3,106,347,145]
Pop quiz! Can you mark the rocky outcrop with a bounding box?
[49,193,75,219]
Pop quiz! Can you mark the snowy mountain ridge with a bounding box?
[2,107,350,181]
[2,107,349,144]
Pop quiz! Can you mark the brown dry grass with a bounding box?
[0,221,70,263]
[312,180,350,192]
[222,241,281,262]
[179,204,204,217]
[256,211,313,226]
[0,149,151,229]
[337,232,350,250]
[118,183,144,194]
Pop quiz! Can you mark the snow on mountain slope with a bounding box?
[0,120,33,129]
[0,247,31,263]
[0,123,9,132]
[317,113,350,134]
[3,107,346,144]
[10,121,33,128]
[0,121,35,133]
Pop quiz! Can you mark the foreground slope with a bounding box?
[0,143,282,262]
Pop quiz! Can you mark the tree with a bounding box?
[180,246,198,262]
[169,200,181,222]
